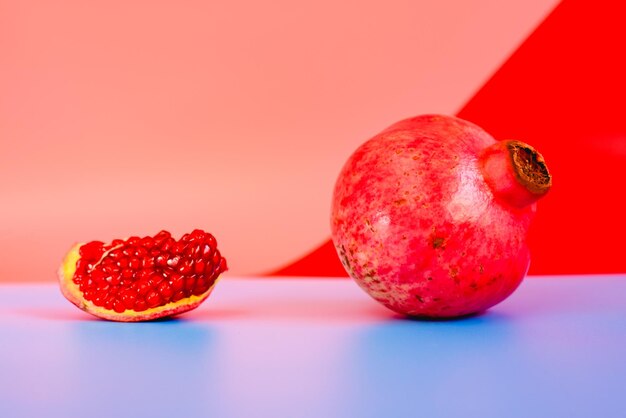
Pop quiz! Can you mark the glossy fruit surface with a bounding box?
[331,114,551,318]
[58,229,227,321]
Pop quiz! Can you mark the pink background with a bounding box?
[0,0,599,282]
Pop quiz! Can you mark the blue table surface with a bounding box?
[1,276,625,418]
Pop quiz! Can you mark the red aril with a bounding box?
[331,114,551,318]
[58,229,227,321]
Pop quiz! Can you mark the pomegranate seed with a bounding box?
[121,268,134,279]
[172,242,186,255]
[137,280,151,296]
[170,273,184,292]
[128,258,140,270]
[113,300,126,313]
[93,295,105,307]
[218,258,228,273]
[111,239,124,246]
[184,276,196,291]
[121,292,137,309]
[76,258,91,272]
[104,298,114,310]
[140,236,155,248]
[204,261,214,275]
[204,234,217,248]
[79,241,104,262]
[177,259,192,275]
[153,231,170,246]
[183,245,194,259]
[134,300,148,312]
[149,274,163,287]
[211,250,221,265]
[102,265,118,276]
[167,256,180,267]
[102,257,115,266]
[194,260,206,275]
[146,291,162,308]
[138,269,153,281]
[108,274,121,286]
[109,249,123,260]
[191,229,205,241]
[171,290,185,302]
[158,282,173,301]
[155,254,168,267]
[201,244,213,259]
[142,256,155,269]
[195,278,210,294]
[97,284,111,294]
[91,269,105,283]
[135,247,148,258]
[127,236,140,246]
[160,238,174,253]
[74,274,84,284]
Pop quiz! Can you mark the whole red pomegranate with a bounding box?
[331,114,551,318]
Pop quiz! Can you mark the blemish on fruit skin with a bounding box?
[488,274,502,285]
[431,236,446,249]
[394,198,408,206]
[447,266,462,287]
[337,245,353,274]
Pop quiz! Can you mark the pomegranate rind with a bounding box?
[58,243,220,322]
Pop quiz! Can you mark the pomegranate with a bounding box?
[58,229,227,321]
[331,114,551,318]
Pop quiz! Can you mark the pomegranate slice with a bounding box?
[58,229,227,321]
[331,114,552,318]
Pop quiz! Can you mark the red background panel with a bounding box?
[275,0,626,276]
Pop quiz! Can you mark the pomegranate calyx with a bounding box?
[479,140,551,208]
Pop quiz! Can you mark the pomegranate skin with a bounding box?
[331,114,550,318]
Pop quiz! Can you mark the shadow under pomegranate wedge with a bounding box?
[58,230,227,321]
[331,114,551,318]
